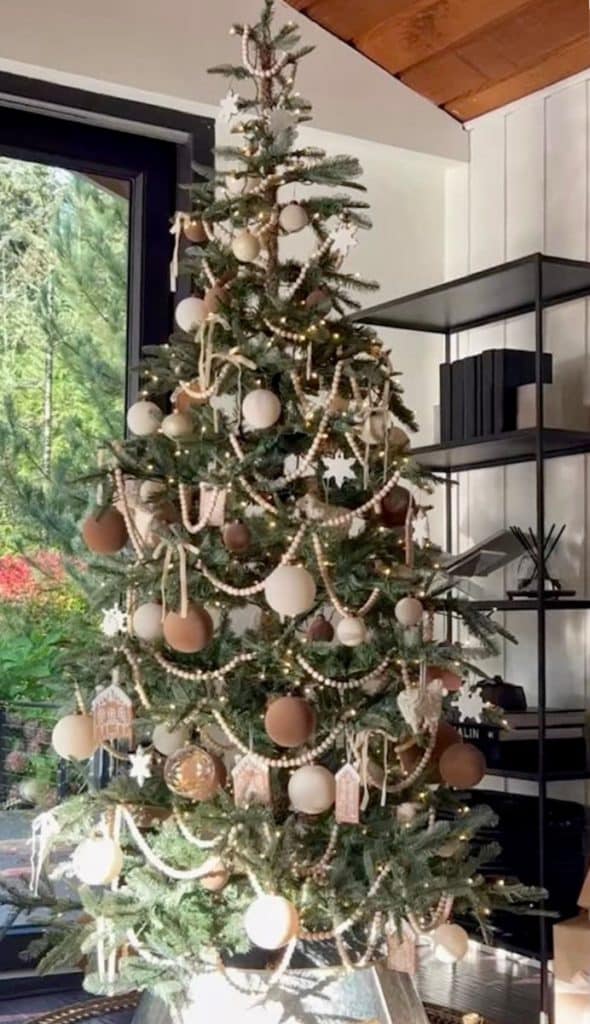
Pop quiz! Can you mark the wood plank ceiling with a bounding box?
[286,0,590,121]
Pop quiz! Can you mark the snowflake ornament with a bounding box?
[412,510,430,549]
[129,747,152,788]
[331,222,358,258]
[322,450,357,488]
[454,683,485,723]
[100,604,127,638]
[219,89,240,124]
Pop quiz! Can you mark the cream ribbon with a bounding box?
[169,211,191,292]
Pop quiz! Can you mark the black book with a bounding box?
[450,360,464,441]
[475,356,483,435]
[480,349,494,436]
[439,362,452,443]
[462,355,477,440]
[492,349,553,433]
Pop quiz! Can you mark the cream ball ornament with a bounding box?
[244,894,299,950]
[73,837,124,886]
[395,596,424,628]
[432,923,469,964]
[174,296,206,332]
[279,202,309,233]
[288,764,335,814]
[264,565,316,618]
[242,388,281,430]
[52,714,97,760]
[199,855,230,892]
[126,400,163,437]
[161,411,193,439]
[336,615,368,647]
[232,229,260,263]
[152,722,190,756]
[132,602,164,642]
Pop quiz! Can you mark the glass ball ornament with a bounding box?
[336,615,367,647]
[73,837,123,886]
[264,565,316,617]
[164,745,226,800]
[279,202,309,233]
[161,411,193,439]
[394,596,424,628]
[288,764,335,814]
[126,400,163,437]
[152,722,190,756]
[132,602,164,642]
[52,714,97,760]
[232,229,260,263]
[242,388,281,429]
[174,296,206,332]
[432,923,469,964]
[244,894,299,950]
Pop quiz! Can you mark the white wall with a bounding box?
[445,72,590,805]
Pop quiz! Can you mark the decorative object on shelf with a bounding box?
[509,524,573,599]
[443,528,523,579]
[479,674,527,711]
[458,708,590,775]
[517,382,564,430]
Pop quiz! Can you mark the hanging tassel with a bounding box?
[381,735,389,807]
[160,544,174,620]
[306,339,313,381]
[177,543,188,617]
[30,811,59,896]
[169,211,188,293]
[404,499,415,568]
[382,380,390,483]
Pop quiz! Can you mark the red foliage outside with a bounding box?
[0,551,66,602]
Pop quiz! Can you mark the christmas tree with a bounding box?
[23,1,542,1012]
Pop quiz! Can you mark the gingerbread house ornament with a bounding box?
[92,682,133,745]
[232,753,271,808]
[335,762,360,824]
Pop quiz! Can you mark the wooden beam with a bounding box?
[401,51,488,107]
[294,0,416,43]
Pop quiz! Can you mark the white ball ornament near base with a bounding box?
[432,923,469,964]
[73,837,123,886]
[279,202,309,233]
[126,400,163,437]
[242,389,281,430]
[161,411,193,439]
[395,596,424,628]
[52,714,97,761]
[264,565,316,618]
[336,615,368,647]
[244,894,299,950]
[232,229,260,263]
[152,722,190,756]
[132,602,164,642]
[288,764,335,814]
[174,296,206,333]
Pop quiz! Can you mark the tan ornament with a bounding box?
[335,763,360,824]
[92,682,133,745]
[164,745,226,800]
[232,753,272,808]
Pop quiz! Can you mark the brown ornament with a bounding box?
[82,507,128,554]
[163,604,214,653]
[398,720,461,779]
[184,218,207,244]
[305,288,332,314]
[175,380,208,413]
[164,745,226,800]
[203,284,229,317]
[264,696,315,748]
[307,614,334,642]
[439,743,486,789]
[381,486,411,528]
[222,520,251,554]
[426,665,463,693]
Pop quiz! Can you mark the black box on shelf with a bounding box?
[439,363,452,443]
[457,708,590,774]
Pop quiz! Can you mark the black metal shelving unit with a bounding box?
[355,252,590,1023]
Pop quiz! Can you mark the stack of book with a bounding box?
[440,348,553,443]
[457,707,589,775]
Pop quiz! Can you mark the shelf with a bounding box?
[470,598,590,611]
[353,253,590,333]
[411,427,590,471]
[486,768,590,782]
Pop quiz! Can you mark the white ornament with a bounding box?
[398,680,443,733]
[432,923,469,964]
[219,89,240,124]
[395,596,424,628]
[152,723,190,756]
[331,222,358,258]
[412,510,430,549]
[288,764,335,814]
[244,894,299,950]
[132,602,164,642]
[336,616,368,647]
[226,174,248,196]
[100,603,127,638]
[175,296,206,332]
[242,389,281,429]
[279,202,308,234]
[52,714,97,761]
[232,230,260,263]
[396,802,420,825]
[268,108,296,135]
[73,837,123,887]
[455,684,485,724]
[129,746,152,787]
[348,515,366,539]
[264,565,316,618]
[322,450,357,488]
[126,400,163,437]
[161,411,193,438]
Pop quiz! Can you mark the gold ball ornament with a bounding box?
[152,722,190,755]
[265,696,316,748]
[242,388,281,429]
[199,855,230,892]
[264,565,316,617]
[336,615,368,647]
[395,596,424,628]
[288,764,335,814]
[307,614,334,642]
[279,202,309,233]
[439,743,486,789]
[163,604,214,653]
[73,837,123,886]
[222,520,251,554]
[174,296,206,332]
[126,400,163,437]
[244,894,299,950]
[432,923,469,964]
[161,411,193,439]
[183,218,207,244]
[132,602,164,642]
[82,507,128,555]
[52,714,97,760]
[164,745,226,800]
[232,229,260,263]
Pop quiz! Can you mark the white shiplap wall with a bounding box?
[445,75,590,803]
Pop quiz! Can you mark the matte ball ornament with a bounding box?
[288,764,335,814]
[126,400,163,437]
[305,288,332,314]
[264,565,316,618]
[307,614,334,642]
[174,379,208,413]
[82,507,128,555]
[152,722,190,756]
[164,745,226,800]
[244,894,300,950]
[183,218,207,244]
[132,602,164,642]
[52,714,97,761]
[232,229,260,263]
[279,202,309,233]
[161,411,193,439]
[394,596,424,628]
[432,923,469,964]
[163,604,214,653]
[398,720,461,778]
[242,388,281,429]
[199,856,230,892]
[222,520,251,554]
[336,615,368,647]
[381,485,411,528]
[265,696,316,748]
[439,743,486,789]
[390,426,410,450]
[174,296,206,332]
[73,837,123,886]
[426,665,463,693]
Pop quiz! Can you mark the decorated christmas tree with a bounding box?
[23,2,542,1016]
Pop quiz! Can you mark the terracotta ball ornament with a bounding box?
[82,507,128,555]
[164,745,226,800]
[398,720,461,779]
[163,603,214,653]
[199,856,230,892]
[222,521,251,554]
[439,743,487,789]
[307,614,334,642]
[264,696,316,748]
[380,485,412,528]
[183,218,207,244]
